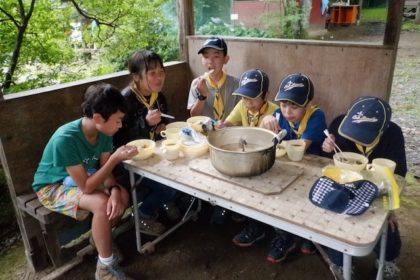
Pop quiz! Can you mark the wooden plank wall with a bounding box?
[187,36,396,124]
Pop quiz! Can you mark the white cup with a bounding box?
[285,139,306,162]
[161,139,181,160]
[160,127,181,140]
[366,158,396,175]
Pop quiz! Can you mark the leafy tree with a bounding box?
[0,0,178,96]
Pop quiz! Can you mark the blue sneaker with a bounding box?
[267,234,296,263]
[232,222,265,247]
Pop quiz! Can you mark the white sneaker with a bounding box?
[95,259,132,280]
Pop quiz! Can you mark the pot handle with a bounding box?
[272,129,287,146]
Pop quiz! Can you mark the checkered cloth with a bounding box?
[309,176,379,215]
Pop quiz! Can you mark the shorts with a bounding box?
[36,184,90,221]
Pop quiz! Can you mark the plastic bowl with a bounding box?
[126,139,156,160]
[333,152,368,171]
[180,141,209,158]
[322,165,363,183]
[186,116,212,132]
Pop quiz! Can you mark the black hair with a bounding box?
[127,50,164,76]
[81,83,128,121]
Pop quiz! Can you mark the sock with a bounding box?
[99,254,114,266]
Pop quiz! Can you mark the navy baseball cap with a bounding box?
[338,96,391,146]
[275,73,314,107]
[233,69,269,99]
[309,176,378,216]
[198,37,227,56]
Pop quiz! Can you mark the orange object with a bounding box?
[329,5,359,25]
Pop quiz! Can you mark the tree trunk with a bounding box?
[2,0,35,91]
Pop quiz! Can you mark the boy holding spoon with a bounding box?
[322,96,406,279]
[187,37,240,121]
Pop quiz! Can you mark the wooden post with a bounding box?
[383,0,404,46]
[176,0,194,62]
[415,2,420,24]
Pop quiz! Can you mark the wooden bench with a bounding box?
[15,192,90,268]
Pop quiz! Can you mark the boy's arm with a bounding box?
[188,78,207,116]
[67,146,137,194]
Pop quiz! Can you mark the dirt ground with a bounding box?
[4,29,420,280]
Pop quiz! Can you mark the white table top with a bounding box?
[123,150,398,257]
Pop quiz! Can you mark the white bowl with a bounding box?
[126,139,156,160]
[186,116,212,132]
[333,152,368,171]
[180,140,209,158]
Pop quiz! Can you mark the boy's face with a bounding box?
[200,48,229,75]
[242,96,265,113]
[134,64,166,94]
[280,101,306,123]
[95,111,125,136]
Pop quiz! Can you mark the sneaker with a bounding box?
[139,218,165,236]
[331,264,355,280]
[300,240,316,255]
[95,259,133,280]
[162,202,181,221]
[210,206,229,225]
[232,222,265,247]
[266,235,296,263]
[381,260,401,280]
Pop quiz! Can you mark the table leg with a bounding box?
[343,254,352,280]
[376,224,388,280]
[130,171,143,253]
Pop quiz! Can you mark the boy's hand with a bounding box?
[146,109,162,126]
[260,116,280,133]
[196,77,208,98]
[322,134,336,153]
[114,145,138,161]
[107,187,125,220]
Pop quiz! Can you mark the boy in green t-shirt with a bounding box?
[33,83,137,280]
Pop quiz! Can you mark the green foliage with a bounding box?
[361,7,387,22]
[1,0,179,93]
[402,21,420,32]
[279,0,308,39]
[197,18,273,38]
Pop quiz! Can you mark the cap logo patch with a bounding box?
[205,38,219,45]
[241,77,258,86]
[284,81,305,91]
[351,111,378,123]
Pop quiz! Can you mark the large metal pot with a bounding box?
[207,127,278,177]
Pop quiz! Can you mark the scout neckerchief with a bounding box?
[131,82,159,139]
[288,105,319,138]
[355,136,380,157]
[206,71,227,121]
[130,82,158,110]
[247,101,269,127]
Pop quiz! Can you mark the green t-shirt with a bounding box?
[32,118,113,192]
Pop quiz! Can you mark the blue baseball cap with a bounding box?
[309,176,379,216]
[275,73,314,107]
[198,37,227,56]
[338,96,391,146]
[233,69,269,99]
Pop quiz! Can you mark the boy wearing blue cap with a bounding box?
[232,73,326,262]
[187,37,240,121]
[218,68,279,128]
[322,96,406,279]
